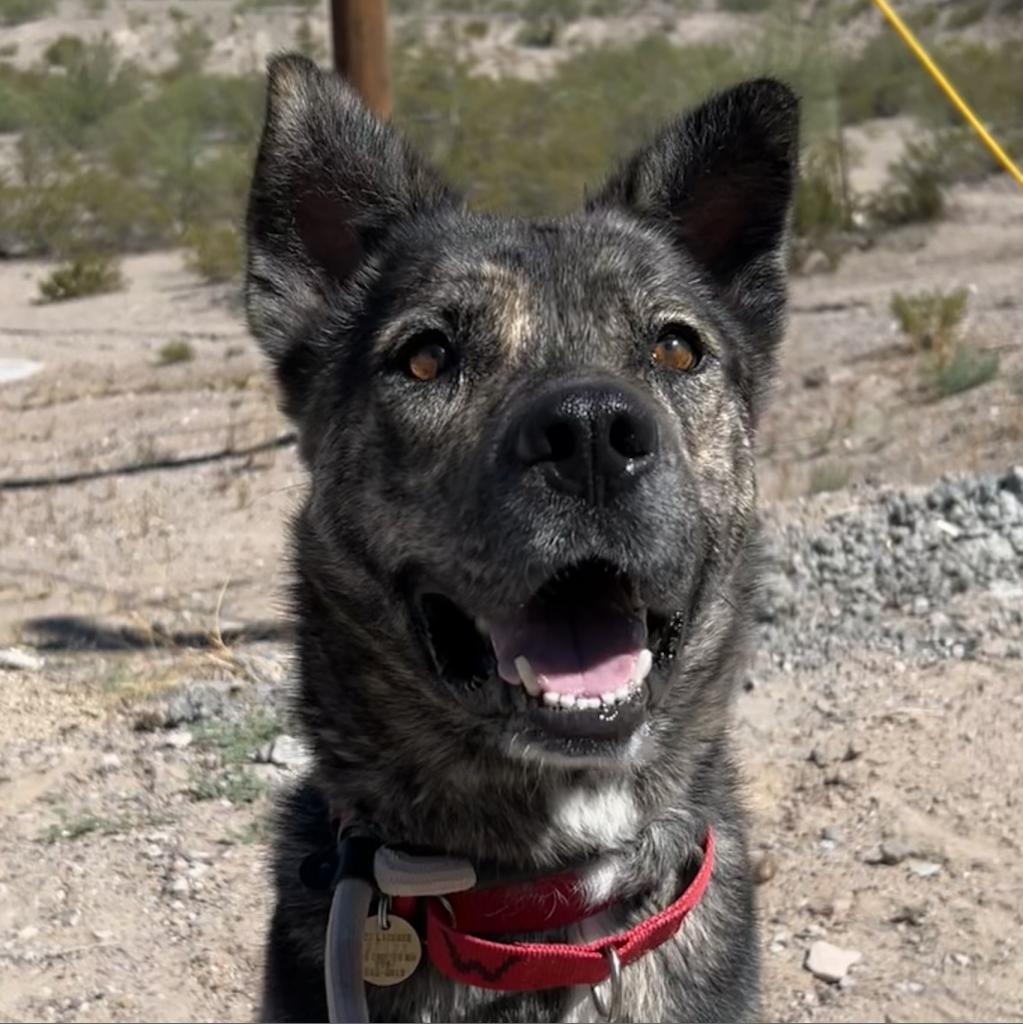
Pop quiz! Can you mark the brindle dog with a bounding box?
[245,54,798,1023]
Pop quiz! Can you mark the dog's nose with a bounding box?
[513,381,659,501]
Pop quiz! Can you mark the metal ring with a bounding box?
[589,948,623,1023]
[377,893,391,932]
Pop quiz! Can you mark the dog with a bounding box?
[245,53,798,1023]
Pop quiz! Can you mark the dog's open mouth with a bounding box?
[415,560,682,749]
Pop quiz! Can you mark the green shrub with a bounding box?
[791,138,853,270]
[890,287,969,363]
[514,18,560,47]
[183,222,243,283]
[808,463,850,495]
[37,254,124,303]
[157,340,195,365]
[925,346,999,398]
[170,22,214,77]
[44,35,86,70]
[719,0,773,10]
[0,0,56,25]
[867,138,946,227]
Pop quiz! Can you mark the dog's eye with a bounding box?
[652,324,702,373]
[402,331,453,382]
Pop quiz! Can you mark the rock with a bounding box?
[890,903,927,926]
[804,941,862,984]
[908,859,942,879]
[751,852,777,885]
[98,753,122,774]
[269,734,311,772]
[0,647,43,672]
[860,846,884,865]
[821,825,844,844]
[167,877,190,896]
[162,730,193,750]
[880,839,915,865]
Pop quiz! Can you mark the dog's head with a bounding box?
[247,56,797,777]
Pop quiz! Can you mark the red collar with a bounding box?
[391,828,714,992]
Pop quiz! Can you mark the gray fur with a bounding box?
[245,54,798,1023]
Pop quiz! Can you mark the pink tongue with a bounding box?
[489,606,645,697]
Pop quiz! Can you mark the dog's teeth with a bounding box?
[601,691,618,706]
[543,690,561,707]
[637,648,653,681]
[615,686,630,703]
[514,656,541,697]
[558,693,578,708]
[581,697,601,711]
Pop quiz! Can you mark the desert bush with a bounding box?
[0,0,56,25]
[867,137,946,227]
[157,340,195,365]
[44,35,86,70]
[891,287,968,363]
[37,253,124,303]
[719,0,773,10]
[170,22,214,77]
[925,346,999,398]
[889,286,996,398]
[791,138,853,270]
[183,222,243,283]
[807,462,850,495]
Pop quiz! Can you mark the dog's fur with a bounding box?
[245,54,798,1023]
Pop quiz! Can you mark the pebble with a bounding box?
[751,852,778,885]
[98,753,122,773]
[758,468,1023,670]
[0,647,43,672]
[269,734,311,772]
[880,839,915,865]
[804,940,863,984]
[162,730,194,750]
[908,859,942,879]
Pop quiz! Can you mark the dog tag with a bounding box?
[362,915,422,986]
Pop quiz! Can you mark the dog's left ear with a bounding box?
[589,77,799,306]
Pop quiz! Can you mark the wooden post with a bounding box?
[330,0,392,120]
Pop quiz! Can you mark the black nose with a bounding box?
[513,381,659,502]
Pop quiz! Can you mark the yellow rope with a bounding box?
[871,0,1023,191]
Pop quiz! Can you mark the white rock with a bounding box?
[269,734,311,772]
[162,730,193,750]
[804,940,862,983]
[0,647,43,672]
[98,753,122,774]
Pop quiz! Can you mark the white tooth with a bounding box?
[583,697,601,711]
[543,691,561,707]
[614,687,630,703]
[637,648,653,681]
[558,693,578,708]
[601,691,618,706]
[515,656,541,697]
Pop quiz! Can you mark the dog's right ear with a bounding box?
[245,55,459,420]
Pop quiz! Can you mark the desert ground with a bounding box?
[1,2,1022,1022]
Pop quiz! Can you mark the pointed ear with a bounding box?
[588,78,799,290]
[245,55,459,420]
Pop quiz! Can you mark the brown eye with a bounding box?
[652,324,702,373]
[403,331,452,382]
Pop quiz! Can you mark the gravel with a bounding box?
[758,466,1023,669]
